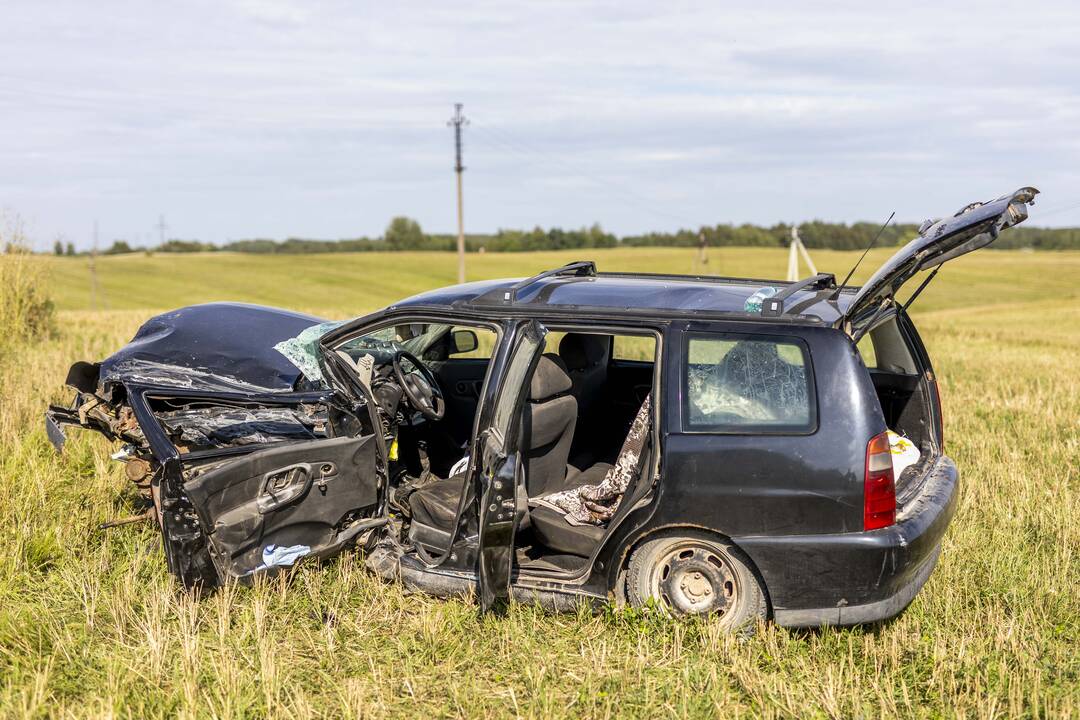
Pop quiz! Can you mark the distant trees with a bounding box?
[104,240,134,255]
[474,223,617,252]
[623,222,923,250]
[384,217,425,250]
[157,239,216,253]
[32,218,1080,256]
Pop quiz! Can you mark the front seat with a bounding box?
[558,333,609,417]
[409,354,578,547]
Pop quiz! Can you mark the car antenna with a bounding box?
[831,211,895,300]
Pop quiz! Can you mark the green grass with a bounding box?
[1,247,1078,718]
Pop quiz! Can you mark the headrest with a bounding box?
[558,333,608,371]
[529,354,573,401]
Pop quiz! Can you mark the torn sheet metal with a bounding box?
[157,405,327,449]
[105,359,292,394]
[99,303,327,392]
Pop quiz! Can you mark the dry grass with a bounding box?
[0,248,1077,718]
[0,221,55,358]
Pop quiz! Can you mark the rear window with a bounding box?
[683,334,816,433]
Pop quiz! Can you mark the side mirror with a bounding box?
[451,329,479,355]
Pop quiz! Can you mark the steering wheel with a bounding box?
[392,351,445,421]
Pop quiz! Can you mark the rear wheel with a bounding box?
[626,531,767,630]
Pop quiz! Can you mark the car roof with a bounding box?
[391,270,860,326]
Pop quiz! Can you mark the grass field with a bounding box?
[1,247,1078,718]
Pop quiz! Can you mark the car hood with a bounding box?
[96,303,328,393]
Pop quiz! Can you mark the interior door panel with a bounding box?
[430,359,489,445]
[184,435,379,579]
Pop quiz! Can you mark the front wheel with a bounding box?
[626,531,768,630]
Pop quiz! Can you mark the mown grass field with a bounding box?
[1,247,1078,718]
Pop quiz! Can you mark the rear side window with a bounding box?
[612,335,655,362]
[683,334,816,433]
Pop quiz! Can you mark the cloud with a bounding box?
[0,0,1077,249]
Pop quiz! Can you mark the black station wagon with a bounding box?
[47,187,1036,630]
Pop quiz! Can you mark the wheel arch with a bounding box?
[610,523,773,614]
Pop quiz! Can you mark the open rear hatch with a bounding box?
[844,186,1038,334]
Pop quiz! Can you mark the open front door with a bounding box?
[184,434,383,580]
[474,319,547,611]
[845,186,1038,329]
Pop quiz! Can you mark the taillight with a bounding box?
[864,431,896,530]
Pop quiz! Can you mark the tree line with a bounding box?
[57,215,1080,256]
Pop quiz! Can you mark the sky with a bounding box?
[2,0,1079,250]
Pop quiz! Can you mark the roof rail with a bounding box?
[760,272,836,317]
[502,261,597,303]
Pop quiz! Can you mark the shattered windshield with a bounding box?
[272,320,345,386]
[274,322,469,386]
[336,323,460,362]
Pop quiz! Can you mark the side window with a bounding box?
[490,326,544,444]
[612,335,655,362]
[417,325,497,362]
[857,335,878,369]
[444,326,497,360]
[859,319,917,375]
[684,334,815,433]
[542,330,569,356]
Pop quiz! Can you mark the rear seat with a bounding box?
[529,462,611,556]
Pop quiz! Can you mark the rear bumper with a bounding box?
[736,455,958,628]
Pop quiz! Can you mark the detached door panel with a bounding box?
[185,435,379,579]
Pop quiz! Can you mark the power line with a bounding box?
[472,123,694,224]
[1034,198,1080,219]
[468,123,700,229]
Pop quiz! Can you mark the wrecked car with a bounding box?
[47,187,1037,629]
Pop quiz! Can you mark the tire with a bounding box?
[626,531,768,630]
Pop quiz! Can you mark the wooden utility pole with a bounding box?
[787,225,818,281]
[448,104,468,284]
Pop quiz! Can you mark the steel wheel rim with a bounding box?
[649,542,738,617]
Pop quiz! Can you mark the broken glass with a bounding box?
[685,338,811,430]
[273,320,345,385]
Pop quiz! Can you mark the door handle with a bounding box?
[257,464,312,513]
[455,380,482,398]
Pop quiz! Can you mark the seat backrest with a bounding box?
[522,354,577,497]
[558,333,609,416]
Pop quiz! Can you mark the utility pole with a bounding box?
[155,214,168,248]
[787,225,818,281]
[447,103,468,284]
